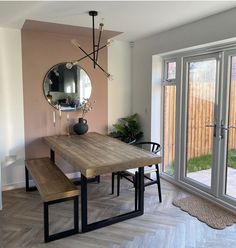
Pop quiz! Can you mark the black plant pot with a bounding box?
[73,118,88,135]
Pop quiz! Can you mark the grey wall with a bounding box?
[132,7,236,141]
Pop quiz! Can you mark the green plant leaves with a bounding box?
[109,113,143,143]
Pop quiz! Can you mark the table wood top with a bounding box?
[43,132,162,178]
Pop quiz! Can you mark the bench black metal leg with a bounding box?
[81,174,88,233]
[50,149,55,163]
[96,175,100,184]
[44,196,79,243]
[25,166,37,191]
[74,197,79,231]
[25,166,30,191]
[44,202,49,242]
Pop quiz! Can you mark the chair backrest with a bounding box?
[135,142,161,154]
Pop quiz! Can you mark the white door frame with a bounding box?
[180,52,222,196]
[218,49,236,206]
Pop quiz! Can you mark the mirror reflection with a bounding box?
[43,63,92,111]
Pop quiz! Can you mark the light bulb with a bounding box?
[66,63,73,69]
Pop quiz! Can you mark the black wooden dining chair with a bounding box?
[111,142,162,202]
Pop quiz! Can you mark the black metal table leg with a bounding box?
[80,167,145,233]
[138,167,144,213]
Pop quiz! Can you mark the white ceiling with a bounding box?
[1,1,236,41]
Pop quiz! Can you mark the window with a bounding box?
[166,62,176,80]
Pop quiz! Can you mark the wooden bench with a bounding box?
[25,157,80,242]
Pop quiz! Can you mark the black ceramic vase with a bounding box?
[73,118,88,135]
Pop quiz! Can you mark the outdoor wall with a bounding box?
[0,28,25,207]
[132,7,236,142]
[107,40,132,131]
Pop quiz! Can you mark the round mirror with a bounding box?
[43,63,92,111]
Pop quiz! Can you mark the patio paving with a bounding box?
[188,167,236,198]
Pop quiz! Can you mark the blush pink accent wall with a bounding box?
[22,20,119,172]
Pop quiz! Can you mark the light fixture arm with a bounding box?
[96,23,104,63]
[73,39,110,77]
[71,42,109,66]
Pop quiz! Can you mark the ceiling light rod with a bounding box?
[89,10,97,68]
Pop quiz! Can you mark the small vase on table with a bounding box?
[73,117,88,135]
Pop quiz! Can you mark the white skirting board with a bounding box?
[2,171,81,192]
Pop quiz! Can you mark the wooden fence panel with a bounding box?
[163,80,236,171]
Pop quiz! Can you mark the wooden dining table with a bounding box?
[43,132,161,232]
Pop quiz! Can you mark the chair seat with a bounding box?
[126,166,157,175]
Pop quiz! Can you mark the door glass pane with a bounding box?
[163,85,176,176]
[186,59,217,187]
[226,56,236,198]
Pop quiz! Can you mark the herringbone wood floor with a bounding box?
[1,175,236,248]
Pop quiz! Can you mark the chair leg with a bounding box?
[111,173,115,194]
[134,172,138,211]
[155,164,162,203]
[117,172,120,196]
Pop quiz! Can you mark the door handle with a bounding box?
[219,121,236,139]
[205,123,216,137]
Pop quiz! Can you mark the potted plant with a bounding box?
[109,113,143,143]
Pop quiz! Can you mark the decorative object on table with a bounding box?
[73,118,88,135]
[43,62,92,112]
[73,98,95,135]
[173,195,236,229]
[109,113,143,144]
[66,10,112,79]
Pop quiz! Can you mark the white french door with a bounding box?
[180,53,221,195]
[219,49,236,205]
[161,46,236,208]
[177,50,236,206]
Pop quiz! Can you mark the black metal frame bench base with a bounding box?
[44,196,79,243]
[25,166,79,242]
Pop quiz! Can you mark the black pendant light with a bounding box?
[66,10,110,78]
